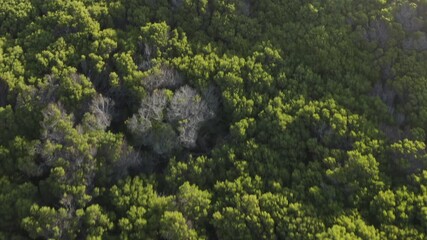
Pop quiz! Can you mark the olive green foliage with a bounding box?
[1,0,427,239]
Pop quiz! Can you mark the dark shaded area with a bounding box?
[0,79,8,107]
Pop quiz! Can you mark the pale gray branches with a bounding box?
[127,89,169,141]
[40,103,73,144]
[127,90,178,155]
[127,84,219,153]
[168,85,215,148]
[143,66,184,92]
[83,94,115,131]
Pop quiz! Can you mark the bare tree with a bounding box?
[128,84,218,150]
[38,74,60,105]
[177,120,199,148]
[86,94,115,131]
[140,90,168,121]
[127,88,183,154]
[40,103,73,144]
[127,89,169,140]
[167,85,203,122]
[39,103,99,200]
[143,66,184,92]
[167,85,216,148]
[114,143,142,179]
[138,43,154,71]
[127,114,152,143]
[202,84,220,118]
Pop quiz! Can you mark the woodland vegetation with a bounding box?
[1,0,427,239]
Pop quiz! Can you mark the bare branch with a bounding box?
[143,66,184,92]
[87,94,115,130]
[167,85,217,148]
[139,90,168,121]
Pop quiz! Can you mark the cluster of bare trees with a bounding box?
[127,67,219,155]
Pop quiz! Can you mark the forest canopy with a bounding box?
[1,0,427,239]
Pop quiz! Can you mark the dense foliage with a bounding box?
[1,0,427,239]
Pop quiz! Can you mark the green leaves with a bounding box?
[176,182,211,230]
[22,205,77,240]
[160,211,200,240]
[0,0,34,36]
[0,0,427,239]
[0,177,36,236]
[81,204,113,240]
